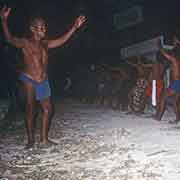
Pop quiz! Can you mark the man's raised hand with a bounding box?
[74,15,86,30]
[0,5,11,21]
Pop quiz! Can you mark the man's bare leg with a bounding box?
[155,91,167,121]
[23,82,36,149]
[178,95,180,121]
[156,89,176,122]
[40,97,57,146]
[174,94,180,123]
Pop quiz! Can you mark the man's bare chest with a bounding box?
[23,42,47,57]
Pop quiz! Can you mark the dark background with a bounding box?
[0,0,180,97]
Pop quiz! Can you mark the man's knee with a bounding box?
[26,103,34,114]
[42,103,53,115]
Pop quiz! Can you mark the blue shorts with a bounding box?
[19,74,51,101]
[169,80,180,93]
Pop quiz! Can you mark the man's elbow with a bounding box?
[47,43,58,49]
[48,41,65,49]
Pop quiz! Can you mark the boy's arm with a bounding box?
[0,6,25,48]
[46,15,86,49]
[160,48,176,63]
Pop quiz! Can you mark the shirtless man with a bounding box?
[155,48,180,122]
[0,5,86,148]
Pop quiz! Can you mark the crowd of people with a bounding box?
[75,42,180,124]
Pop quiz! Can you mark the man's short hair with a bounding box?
[29,17,47,27]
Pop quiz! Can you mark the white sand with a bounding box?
[0,99,180,180]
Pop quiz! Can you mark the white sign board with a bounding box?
[121,36,164,59]
[120,36,174,60]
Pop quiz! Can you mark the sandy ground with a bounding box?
[0,98,180,180]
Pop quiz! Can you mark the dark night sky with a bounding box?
[1,0,180,63]
[0,0,180,96]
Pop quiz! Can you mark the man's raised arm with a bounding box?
[0,5,25,48]
[46,15,86,49]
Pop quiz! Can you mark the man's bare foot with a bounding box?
[153,115,161,121]
[40,139,58,148]
[24,142,34,149]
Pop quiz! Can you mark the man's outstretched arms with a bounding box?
[0,5,25,48]
[46,15,86,49]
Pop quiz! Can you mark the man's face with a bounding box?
[30,18,47,40]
